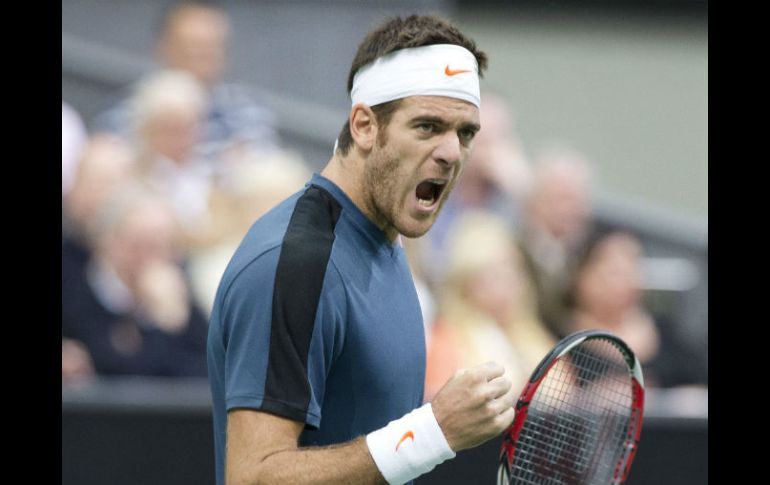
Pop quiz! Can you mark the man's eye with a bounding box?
[459,129,476,142]
[417,123,435,133]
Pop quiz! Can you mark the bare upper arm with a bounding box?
[226,409,305,483]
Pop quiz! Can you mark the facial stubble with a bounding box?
[363,138,461,240]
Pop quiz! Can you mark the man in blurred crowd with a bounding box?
[422,92,532,283]
[516,147,594,338]
[62,184,208,379]
[93,0,279,161]
[63,135,136,291]
[128,69,214,241]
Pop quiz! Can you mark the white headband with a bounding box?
[350,44,480,108]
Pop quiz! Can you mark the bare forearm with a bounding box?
[228,436,387,485]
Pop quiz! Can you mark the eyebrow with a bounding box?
[410,115,481,133]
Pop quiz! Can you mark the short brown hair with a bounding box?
[336,15,488,155]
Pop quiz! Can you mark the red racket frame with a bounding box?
[497,329,645,485]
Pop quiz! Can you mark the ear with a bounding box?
[349,103,378,153]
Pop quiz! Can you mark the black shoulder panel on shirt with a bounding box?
[263,185,342,423]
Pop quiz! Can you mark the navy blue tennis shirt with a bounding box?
[207,173,426,484]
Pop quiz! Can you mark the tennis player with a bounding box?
[208,15,517,485]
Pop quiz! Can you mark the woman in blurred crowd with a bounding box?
[564,230,706,388]
[424,211,556,400]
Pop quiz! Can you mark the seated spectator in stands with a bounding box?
[564,230,706,388]
[515,147,594,339]
[62,102,88,198]
[128,69,217,247]
[424,212,556,401]
[62,184,208,379]
[211,150,312,240]
[92,0,279,162]
[185,150,310,315]
[424,93,532,283]
[63,135,137,292]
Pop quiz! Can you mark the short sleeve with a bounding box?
[219,246,346,428]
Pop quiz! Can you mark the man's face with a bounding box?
[160,8,229,86]
[142,108,203,163]
[535,171,590,243]
[106,202,177,289]
[361,96,480,239]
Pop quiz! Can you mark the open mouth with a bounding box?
[415,179,447,207]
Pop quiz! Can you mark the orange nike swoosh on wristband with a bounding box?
[445,65,472,76]
[395,430,415,451]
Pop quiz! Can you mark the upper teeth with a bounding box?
[416,179,446,206]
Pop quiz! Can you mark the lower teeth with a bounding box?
[418,198,434,207]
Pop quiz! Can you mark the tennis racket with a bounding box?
[497,329,645,485]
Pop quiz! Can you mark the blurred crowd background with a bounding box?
[62,0,707,403]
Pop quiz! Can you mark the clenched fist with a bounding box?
[430,361,517,452]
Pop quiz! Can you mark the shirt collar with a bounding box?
[307,173,398,254]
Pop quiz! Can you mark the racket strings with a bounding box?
[510,339,634,484]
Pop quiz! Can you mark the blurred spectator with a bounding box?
[63,135,137,291]
[127,69,219,249]
[92,0,279,162]
[425,93,532,282]
[453,92,532,222]
[62,184,208,379]
[564,230,707,388]
[62,102,88,197]
[211,150,312,237]
[515,146,594,339]
[424,211,556,401]
[186,150,311,315]
[63,137,135,384]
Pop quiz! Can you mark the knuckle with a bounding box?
[500,409,515,429]
[465,372,482,386]
[480,386,495,402]
[488,361,504,375]
[460,368,473,379]
[492,413,506,431]
[483,399,497,416]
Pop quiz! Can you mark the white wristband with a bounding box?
[366,403,456,485]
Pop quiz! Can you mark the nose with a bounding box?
[433,130,463,168]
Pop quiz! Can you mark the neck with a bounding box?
[320,153,360,202]
[321,152,398,242]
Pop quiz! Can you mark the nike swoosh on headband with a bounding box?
[444,65,472,76]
